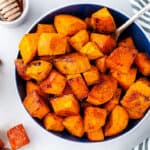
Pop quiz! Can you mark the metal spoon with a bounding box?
[113,3,150,41]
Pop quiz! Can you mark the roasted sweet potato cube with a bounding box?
[96,56,107,73]
[80,42,104,60]
[0,139,4,148]
[67,74,89,100]
[63,115,84,137]
[135,52,150,76]
[43,113,64,132]
[106,47,137,73]
[62,84,73,95]
[19,33,39,64]
[103,88,122,113]
[104,105,129,137]
[53,53,91,75]
[84,107,107,132]
[7,124,30,150]
[111,68,137,90]
[84,17,92,29]
[87,75,117,105]
[121,79,150,119]
[54,14,87,36]
[87,128,104,141]
[38,33,68,56]
[15,59,30,80]
[91,33,116,54]
[36,24,56,33]
[40,70,66,95]
[23,91,50,119]
[118,37,136,49]
[91,7,116,33]
[50,94,80,116]
[26,60,52,81]
[83,66,100,86]
[69,30,89,51]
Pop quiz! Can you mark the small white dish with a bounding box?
[0,0,29,27]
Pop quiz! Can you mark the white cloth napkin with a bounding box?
[130,0,150,37]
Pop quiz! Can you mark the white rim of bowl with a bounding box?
[16,3,150,144]
[0,0,29,25]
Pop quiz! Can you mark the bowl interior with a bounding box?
[16,4,150,142]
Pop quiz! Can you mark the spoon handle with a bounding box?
[117,3,150,35]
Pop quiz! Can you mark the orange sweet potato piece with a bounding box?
[96,56,107,73]
[23,91,50,119]
[121,79,150,119]
[69,30,89,51]
[87,75,117,105]
[7,124,30,150]
[19,33,39,64]
[26,60,52,81]
[111,68,137,90]
[87,128,104,141]
[40,70,66,95]
[83,66,100,86]
[103,88,122,113]
[54,14,87,36]
[118,37,136,49]
[43,113,64,132]
[0,139,4,148]
[36,24,56,34]
[50,94,80,117]
[91,7,116,33]
[62,83,73,95]
[63,115,84,137]
[106,47,137,73]
[67,74,89,100]
[91,33,116,54]
[15,59,30,80]
[53,53,91,75]
[135,52,150,76]
[38,33,68,56]
[84,17,92,29]
[84,106,107,132]
[80,42,104,60]
[104,105,129,137]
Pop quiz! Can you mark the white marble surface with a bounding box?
[0,0,149,150]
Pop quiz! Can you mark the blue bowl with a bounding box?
[16,4,150,142]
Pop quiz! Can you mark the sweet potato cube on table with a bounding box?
[69,30,89,51]
[83,66,100,86]
[19,33,39,64]
[15,59,30,80]
[106,47,137,73]
[96,56,107,73]
[91,33,116,54]
[54,14,87,36]
[0,139,4,148]
[87,75,117,105]
[50,94,80,117]
[43,113,64,132]
[63,115,84,137]
[104,105,129,137]
[7,124,30,150]
[40,70,66,95]
[111,68,137,90]
[36,24,56,34]
[38,33,68,56]
[103,88,122,113]
[23,91,50,119]
[118,37,136,49]
[26,60,52,81]
[84,107,107,132]
[87,128,104,141]
[80,42,104,60]
[67,74,89,100]
[53,53,91,75]
[135,52,150,76]
[121,79,150,119]
[91,7,116,33]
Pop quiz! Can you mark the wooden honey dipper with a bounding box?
[0,0,22,21]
